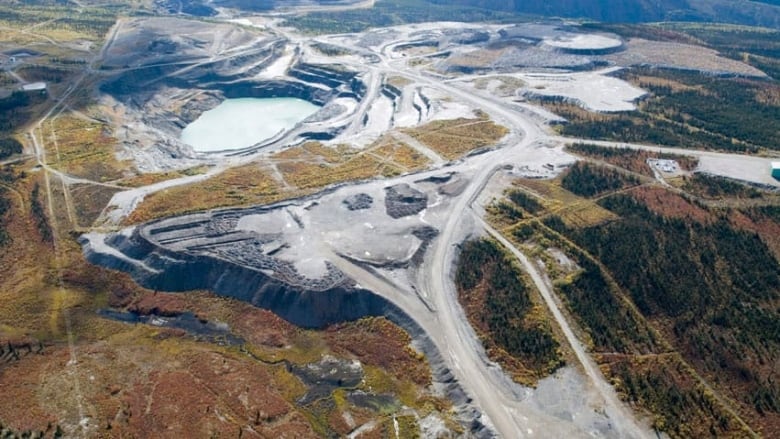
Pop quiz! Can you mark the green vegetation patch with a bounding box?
[0,167,20,246]
[604,355,746,438]
[535,186,780,433]
[539,219,659,354]
[550,190,780,420]
[0,91,47,131]
[560,162,640,198]
[507,188,544,214]
[396,415,420,439]
[0,2,120,41]
[588,193,779,317]
[748,204,780,223]
[681,173,764,199]
[0,138,22,160]
[548,68,780,153]
[566,143,698,177]
[456,238,564,384]
[0,187,10,247]
[30,183,52,243]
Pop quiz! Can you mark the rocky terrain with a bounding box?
[78,11,779,438]
[0,0,778,437]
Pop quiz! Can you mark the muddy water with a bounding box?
[181,97,320,152]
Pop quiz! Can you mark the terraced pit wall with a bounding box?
[79,224,493,437]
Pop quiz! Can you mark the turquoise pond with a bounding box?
[181,97,321,152]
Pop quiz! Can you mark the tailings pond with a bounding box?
[181,97,320,152]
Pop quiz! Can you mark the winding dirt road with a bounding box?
[44,14,768,437]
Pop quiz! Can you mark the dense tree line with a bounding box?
[30,183,51,243]
[0,92,30,112]
[428,0,681,22]
[0,138,22,160]
[213,0,274,11]
[507,189,543,214]
[0,187,9,246]
[17,65,70,83]
[638,72,780,150]
[589,194,779,315]
[0,168,17,247]
[0,91,45,131]
[748,205,780,223]
[666,24,780,61]
[554,108,755,152]
[431,0,780,28]
[566,143,698,175]
[552,192,780,414]
[456,239,563,372]
[0,419,64,438]
[608,359,737,437]
[559,257,647,352]
[560,162,639,198]
[491,200,523,221]
[542,216,659,353]
[681,173,763,199]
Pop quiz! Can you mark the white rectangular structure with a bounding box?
[21,82,46,91]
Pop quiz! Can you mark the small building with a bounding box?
[21,82,46,92]
[772,162,780,180]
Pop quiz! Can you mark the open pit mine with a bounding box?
[73,12,779,439]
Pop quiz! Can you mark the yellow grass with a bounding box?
[117,165,210,187]
[274,139,428,190]
[46,114,127,181]
[36,27,93,42]
[277,152,386,189]
[371,135,430,171]
[69,183,121,228]
[446,48,504,68]
[474,75,526,97]
[558,203,620,228]
[127,164,282,223]
[513,178,619,228]
[402,115,508,160]
[0,29,40,45]
[129,137,433,225]
[386,75,411,89]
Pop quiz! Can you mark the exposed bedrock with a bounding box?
[101,59,363,109]
[219,80,333,105]
[80,226,493,437]
[381,82,403,100]
[101,60,366,147]
[82,227,408,328]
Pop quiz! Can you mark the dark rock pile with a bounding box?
[342,193,373,211]
[384,183,427,219]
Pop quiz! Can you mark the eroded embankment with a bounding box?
[79,226,494,437]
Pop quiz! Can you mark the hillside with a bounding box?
[426,0,780,28]
[490,156,780,437]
